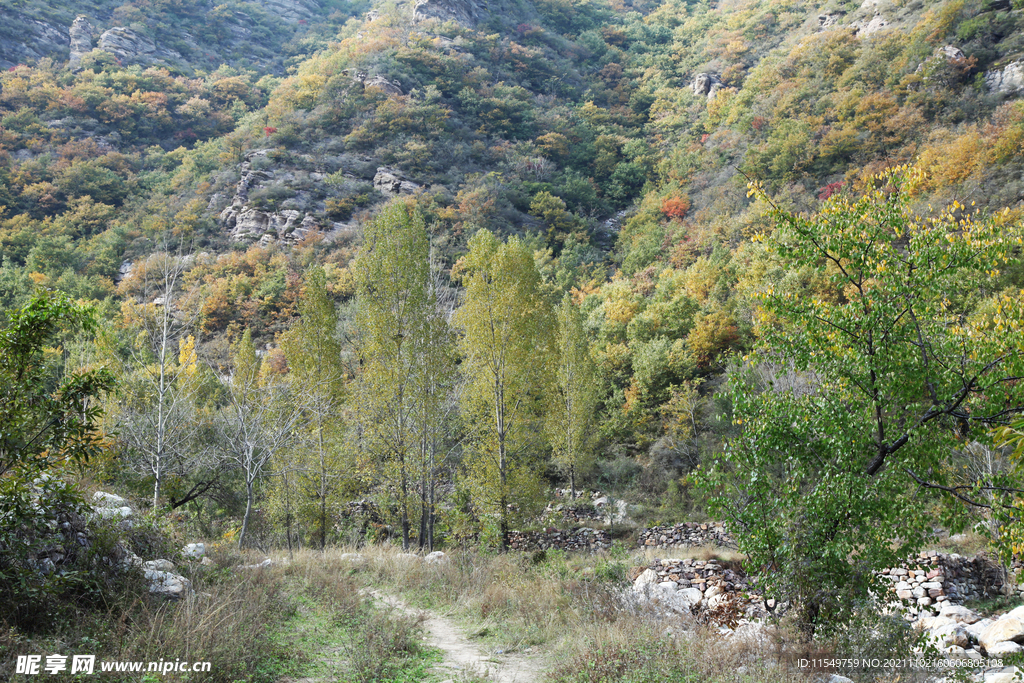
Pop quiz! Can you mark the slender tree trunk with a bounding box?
[240,478,255,549]
[570,464,576,501]
[401,459,410,550]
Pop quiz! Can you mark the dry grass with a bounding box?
[1,546,432,683]
[313,544,821,683]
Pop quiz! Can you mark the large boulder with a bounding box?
[373,167,422,196]
[692,73,724,99]
[980,616,1024,653]
[938,602,981,624]
[986,60,1024,96]
[92,491,128,508]
[632,568,659,592]
[146,569,192,600]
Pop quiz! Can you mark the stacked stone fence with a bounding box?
[881,550,1008,618]
[507,527,611,552]
[638,522,736,549]
[629,523,1014,620]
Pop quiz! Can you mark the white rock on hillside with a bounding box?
[92,491,128,508]
[143,559,176,572]
[980,616,1024,653]
[146,569,192,599]
[938,602,981,624]
[183,543,205,559]
[425,551,448,565]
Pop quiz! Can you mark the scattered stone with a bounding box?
[183,543,205,559]
[425,551,448,565]
[146,569,192,599]
[92,491,128,508]
[143,559,176,572]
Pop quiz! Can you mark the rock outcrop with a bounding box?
[350,71,404,96]
[0,13,69,70]
[414,0,486,26]
[374,166,423,196]
[68,16,93,70]
[99,27,181,65]
[986,60,1024,96]
[254,0,321,23]
[692,73,724,99]
[217,151,324,245]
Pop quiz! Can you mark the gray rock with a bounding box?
[146,569,192,599]
[252,0,320,22]
[68,16,94,70]
[414,0,486,26]
[692,73,724,99]
[99,27,180,65]
[425,551,448,565]
[143,559,176,572]
[938,603,981,624]
[183,543,205,559]
[986,60,1024,95]
[632,568,659,592]
[92,491,128,508]
[93,506,133,521]
[373,167,422,196]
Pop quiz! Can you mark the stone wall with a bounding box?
[507,527,611,552]
[638,522,735,549]
[881,551,1007,618]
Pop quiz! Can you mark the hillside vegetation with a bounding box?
[1,0,1024,668]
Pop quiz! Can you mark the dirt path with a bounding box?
[371,590,547,683]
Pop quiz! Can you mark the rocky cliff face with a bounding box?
[99,27,181,65]
[0,11,68,69]
[68,16,93,70]
[414,0,487,26]
[986,60,1024,96]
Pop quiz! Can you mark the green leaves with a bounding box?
[455,229,554,548]
[701,166,1024,633]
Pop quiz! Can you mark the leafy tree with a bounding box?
[0,291,114,627]
[699,166,1024,634]
[547,294,601,498]
[354,202,433,550]
[455,229,553,550]
[278,266,351,551]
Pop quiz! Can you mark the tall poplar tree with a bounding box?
[279,266,351,550]
[455,229,553,550]
[354,201,432,549]
[547,294,600,499]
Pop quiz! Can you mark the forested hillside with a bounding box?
[2,0,1024,649]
